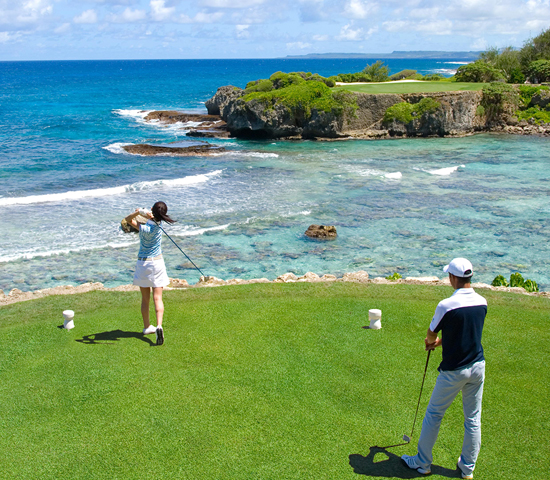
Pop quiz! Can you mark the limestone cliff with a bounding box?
[205,85,548,139]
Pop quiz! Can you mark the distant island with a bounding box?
[284,51,481,60]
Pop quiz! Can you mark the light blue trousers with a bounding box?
[414,360,485,476]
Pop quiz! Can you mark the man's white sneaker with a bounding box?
[457,456,473,479]
[156,326,164,345]
[401,454,431,475]
[143,325,156,335]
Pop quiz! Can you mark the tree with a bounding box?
[455,61,506,83]
[362,61,390,82]
[526,59,550,83]
[519,27,550,69]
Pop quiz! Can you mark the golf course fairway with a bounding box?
[1,282,548,479]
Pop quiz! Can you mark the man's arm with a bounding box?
[425,328,442,351]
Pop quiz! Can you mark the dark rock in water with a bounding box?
[144,110,231,139]
[305,224,337,239]
[122,141,224,156]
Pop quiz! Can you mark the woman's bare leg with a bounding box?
[152,287,164,327]
[140,287,152,328]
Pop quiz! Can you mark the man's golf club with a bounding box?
[375,349,431,449]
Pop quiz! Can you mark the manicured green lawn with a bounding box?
[1,283,548,479]
[336,81,486,94]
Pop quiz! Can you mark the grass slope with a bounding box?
[336,82,485,94]
[1,283,548,479]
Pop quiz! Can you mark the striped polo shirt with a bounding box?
[138,220,162,258]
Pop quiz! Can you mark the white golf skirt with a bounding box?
[133,258,170,288]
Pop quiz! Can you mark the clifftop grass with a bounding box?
[243,81,357,119]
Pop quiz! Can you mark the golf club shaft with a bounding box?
[410,349,431,437]
[154,221,206,277]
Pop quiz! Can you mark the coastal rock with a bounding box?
[9,288,24,297]
[122,141,224,156]
[342,271,369,283]
[320,274,338,281]
[196,276,227,287]
[276,273,298,283]
[405,276,441,283]
[530,90,550,109]
[297,272,321,282]
[169,278,190,288]
[205,85,245,117]
[305,225,337,239]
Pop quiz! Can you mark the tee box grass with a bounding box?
[0,282,548,479]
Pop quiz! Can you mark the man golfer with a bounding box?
[402,258,487,479]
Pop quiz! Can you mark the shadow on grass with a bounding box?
[350,446,461,478]
[75,330,155,346]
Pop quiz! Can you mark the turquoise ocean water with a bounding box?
[1,59,549,293]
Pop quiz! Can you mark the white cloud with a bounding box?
[344,0,377,19]
[74,9,98,24]
[109,7,147,23]
[150,0,175,21]
[194,11,224,22]
[313,34,329,41]
[470,37,488,50]
[0,31,18,42]
[337,24,363,41]
[13,0,53,24]
[236,24,250,38]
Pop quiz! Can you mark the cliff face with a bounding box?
[205,86,522,140]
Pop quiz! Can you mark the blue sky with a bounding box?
[0,0,548,60]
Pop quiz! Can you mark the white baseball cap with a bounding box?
[443,258,474,278]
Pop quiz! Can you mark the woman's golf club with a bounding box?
[153,220,206,277]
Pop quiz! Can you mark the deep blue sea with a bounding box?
[1,59,549,293]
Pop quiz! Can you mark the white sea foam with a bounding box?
[0,240,138,263]
[427,165,465,176]
[0,170,223,206]
[103,142,134,155]
[445,61,471,65]
[384,172,402,179]
[211,151,279,158]
[167,224,230,237]
[113,109,152,124]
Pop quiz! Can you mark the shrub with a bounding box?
[508,67,525,84]
[481,83,520,120]
[269,72,306,90]
[245,79,273,93]
[491,275,509,287]
[422,74,446,81]
[243,81,357,120]
[516,106,550,124]
[362,60,390,82]
[476,105,485,116]
[523,279,539,292]
[383,97,441,124]
[526,59,550,83]
[385,272,402,281]
[455,61,506,83]
[390,69,417,81]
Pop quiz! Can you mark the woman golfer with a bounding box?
[127,201,175,345]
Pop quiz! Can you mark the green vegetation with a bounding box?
[455,61,506,83]
[472,27,550,84]
[362,60,390,82]
[383,97,441,124]
[243,81,357,120]
[491,272,539,292]
[514,85,550,124]
[1,282,549,479]
[385,272,402,281]
[480,82,519,121]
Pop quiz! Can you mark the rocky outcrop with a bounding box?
[144,111,231,138]
[205,85,550,139]
[122,141,224,156]
[304,225,338,239]
[205,86,245,117]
